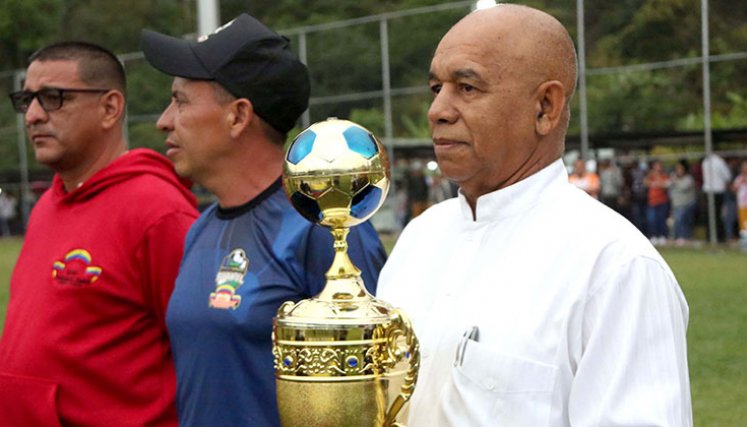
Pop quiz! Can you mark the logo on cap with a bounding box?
[198,18,237,43]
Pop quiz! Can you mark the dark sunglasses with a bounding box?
[9,87,111,113]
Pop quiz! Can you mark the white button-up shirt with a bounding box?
[701,154,732,193]
[378,160,691,426]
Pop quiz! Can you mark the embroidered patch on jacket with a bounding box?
[209,248,249,310]
[52,249,102,286]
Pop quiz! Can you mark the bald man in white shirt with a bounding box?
[377,4,692,426]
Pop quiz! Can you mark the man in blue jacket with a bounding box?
[141,13,387,426]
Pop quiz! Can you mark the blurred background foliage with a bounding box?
[0,0,745,175]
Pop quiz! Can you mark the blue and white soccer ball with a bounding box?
[283,118,390,228]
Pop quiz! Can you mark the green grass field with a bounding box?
[0,238,744,425]
[0,238,21,335]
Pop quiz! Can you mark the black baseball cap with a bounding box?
[141,13,309,134]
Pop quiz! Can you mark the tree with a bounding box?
[0,0,745,174]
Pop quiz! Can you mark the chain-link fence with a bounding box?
[1,0,746,239]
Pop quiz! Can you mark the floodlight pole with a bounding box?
[197,0,220,36]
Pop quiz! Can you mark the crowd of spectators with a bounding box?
[3,154,746,246]
[394,160,458,230]
[571,154,747,246]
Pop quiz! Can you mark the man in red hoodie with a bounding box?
[0,41,198,426]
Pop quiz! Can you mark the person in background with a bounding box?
[598,158,625,214]
[406,162,430,219]
[377,4,691,426]
[723,157,740,243]
[428,172,456,205]
[645,159,671,245]
[669,159,697,246]
[627,159,649,235]
[702,153,732,242]
[141,13,387,426]
[732,159,747,237]
[0,41,198,426]
[0,189,17,236]
[568,157,600,199]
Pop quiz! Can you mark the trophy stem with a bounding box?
[316,227,371,302]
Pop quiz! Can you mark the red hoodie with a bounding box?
[0,149,198,427]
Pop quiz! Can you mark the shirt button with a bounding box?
[422,350,430,359]
[483,379,495,390]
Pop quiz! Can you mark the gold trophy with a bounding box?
[273,118,419,426]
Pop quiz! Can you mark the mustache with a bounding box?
[26,124,53,135]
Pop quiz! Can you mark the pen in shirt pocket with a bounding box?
[454,325,479,367]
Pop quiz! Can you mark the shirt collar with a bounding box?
[215,178,282,220]
[457,159,569,222]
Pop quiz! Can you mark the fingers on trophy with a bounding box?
[273,118,420,427]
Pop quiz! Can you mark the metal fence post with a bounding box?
[380,17,395,196]
[13,70,30,231]
[297,31,310,129]
[577,0,589,160]
[702,0,717,245]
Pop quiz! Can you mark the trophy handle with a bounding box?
[383,309,420,427]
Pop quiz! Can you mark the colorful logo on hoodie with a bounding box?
[52,249,102,286]
[209,248,249,310]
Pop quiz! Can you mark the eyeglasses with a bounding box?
[9,87,111,113]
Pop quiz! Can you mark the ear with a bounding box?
[227,98,254,138]
[534,80,566,136]
[99,90,126,130]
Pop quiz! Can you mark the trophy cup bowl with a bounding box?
[273,118,419,426]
